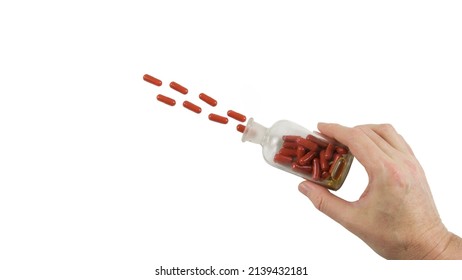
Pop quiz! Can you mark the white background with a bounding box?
[1,1,462,279]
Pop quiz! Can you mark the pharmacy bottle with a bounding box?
[242,118,354,190]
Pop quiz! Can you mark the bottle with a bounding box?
[241,118,354,190]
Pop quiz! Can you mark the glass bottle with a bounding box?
[242,118,354,190]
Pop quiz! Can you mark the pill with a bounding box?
[296,146,306,159]
[182,101,202,114]
[227,110,247,122]
[143,74,162,86]
[321,171,331,180]
[319,150,329,171]
[312,158,320,181]
[331,158,346,180]
[307,135,329,148]
[325,143,334,160]
[208,113,228,124]
[329,154,341,173]
[156,94,176,106]
[336,146,348,154]
[199,93,217,107]
[292,163,313,174]
[282,135,300,142]
[278,148,297,157]
[298,150,317,166]
[236,124,246,133]
[283,141,298,149]
[169,81,188,94]
[274,154,292,164]
[296,138,318,151]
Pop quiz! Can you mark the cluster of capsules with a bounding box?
[143,74,247,132]
[274,134,349,182]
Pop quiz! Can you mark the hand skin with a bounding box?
[298,123,462,259]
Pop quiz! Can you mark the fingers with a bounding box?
[299,181,355,228]
[317,122,389,168]
[368,124,415,155]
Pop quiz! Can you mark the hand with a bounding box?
[298,123,462,259]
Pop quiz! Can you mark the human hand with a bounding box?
[298,123,462,259]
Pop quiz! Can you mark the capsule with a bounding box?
[336,146,349,154]
[292,163,313,174]
[156,94,176,106]
[236,124,246,133]
[329,154,341,173]
[208,113,228,124]
[331,158,346,180]
[282,135,300,142]
[319,150,329,171]
[321,171,331,180]
[278,148,297,157]
[296,146,306,159]
[298,150,317,166]
[296,138,318,151]
[199,93,217,107]
[227,110,246,122]
[274,154,292,164]
[169,81,188,94]
[312,158,321,181]
[307,135,329,148]
[182,101,202,114]
[143,74,162,86]
[325,143,334,160]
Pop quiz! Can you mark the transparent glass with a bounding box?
[242,118,354,190]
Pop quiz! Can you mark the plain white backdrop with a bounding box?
[1,1,462,279]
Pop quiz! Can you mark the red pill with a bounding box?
[143,74,162,86]
[199,93,217,107]
[292,163,313,174]
[274,154,292,164]
[296,138,318,151]
[325,143,334,160]
[278,148,297,157]
[307,135,329,148]
[182,101,202,114]
[296,146,306,159]
[169,81,188,94]
[227,110,246,122]
[331,158,346,180]
[283,141,298,149]
[329,154,342,173]
[336,146,348,154]
[312,158,321,181]
[282,135,300,142]
[236,124,246,133]
[156,94,176,106]
[298,150,317,166]
[319,150,329,171]
[208,113,228,124]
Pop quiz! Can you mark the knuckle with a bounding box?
[378,123,396,134]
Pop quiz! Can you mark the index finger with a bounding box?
[317,122,391,168]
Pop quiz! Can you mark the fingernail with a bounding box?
[298,181,314,195]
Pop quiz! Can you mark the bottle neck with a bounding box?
[241,118,268,145]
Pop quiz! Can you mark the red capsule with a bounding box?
[199,93,217,107]
[296,146,306,159]
[283,141,298,149]
[156,94,176,106]
[298,150,317,166]
[296,138,318,151]
[278,148,297,157]
[283,135,300,142]
[292,163,313,174]
[329,154,341,173]
[227,110,246,122]
[312,158,320,181]
[236,124,246,133]
[182,101,202,114]
[143,74,162,86]
[169,81,188,94]
[307,135,329,148]
[274,154,292,164]
[319,150,329,171]
[325,143,334,160]
[208,113,228,124]
[335,146,349,154]
[331,158,346,180]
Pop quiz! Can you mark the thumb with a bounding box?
[298,181,355,227]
